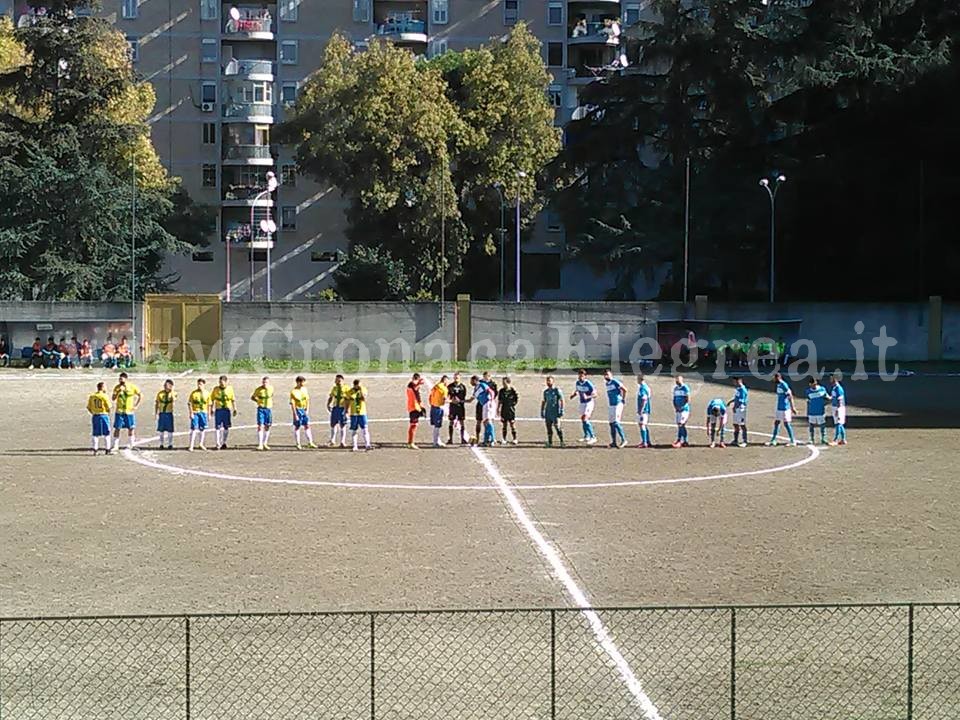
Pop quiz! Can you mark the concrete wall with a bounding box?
[0,302,138,353]
[221,302,455,362]
[943,304,960,360]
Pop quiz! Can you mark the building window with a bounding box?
[281,82,298,106]
[546,209,562,232]
[241,81,273,103]
[279,0,297,22]
[281,164,297,187]
[126,35,139,62]
[201,38,217,62]
[281,206,297,231]
[352,0,370,23]
[428,38,448,58]
[504,0,518,26]
[280,40,298,65]
[199,0,217,20]
[201,81,217,103]
[202,164,217,187]
[624,3,641,26]
[431,0,448,25]
[121,0,137,19]
[547,42,563,67]
[547,2,562,26]
[202,122,217,144]
[548,86,562,108]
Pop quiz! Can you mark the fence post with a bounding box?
[370,613,376,720]
[907,604,915,720]
[730,608,737,720]
[550,610,556,720]
[185,617,191,720]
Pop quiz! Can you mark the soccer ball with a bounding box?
[468,436,478,446]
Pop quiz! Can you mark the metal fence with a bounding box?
[2,603,959,720]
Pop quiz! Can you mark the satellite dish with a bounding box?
[229,6,240,20]
[260,219,277,234]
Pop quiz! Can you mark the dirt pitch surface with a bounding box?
[2,370,960,719]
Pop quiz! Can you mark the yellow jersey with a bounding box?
[346,386,368,416]
[155,389,177,414]
[210,385,235,410]
[112,382,141,414]
[86,391,111,415]
[328,383,348,409]
[290,387,309,411]
[188,388,210,413]
[428,382,448,408]
[251,385,274,409]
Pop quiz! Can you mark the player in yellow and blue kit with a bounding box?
[187,378,211,451]
[428,375,449,448]
[706,398,728,448]
[87,382,112,455]
[154,379,177,450]
[805,377,830,445]
[327,374,349,447]
[290,376,317,449]
[347,379,371,452]
[210,375,237,450]
[110,372,142,453]
[251,376,274,450]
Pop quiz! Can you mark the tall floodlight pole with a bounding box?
[493,183,506,301]
[131,154,137,361]
[759,173,787,303]
[439,170,445,326]
[515,171,527,303]
[683,156,690,304]
[250,171,278,301]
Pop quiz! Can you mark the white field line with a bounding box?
[470,446,664,720]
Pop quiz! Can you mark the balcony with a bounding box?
[222,102,275,123]
[568,19,622,46]
[223,8,274,40]
[375,12,428,46]
[222,184,277,207]
[224,224,276,249]
[222,145,275,165]
[223,58,275,81]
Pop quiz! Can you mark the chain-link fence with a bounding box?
[2,604,958,719]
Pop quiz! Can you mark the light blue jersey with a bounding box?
[673,383,691,412]
[605,378,625,406]
[707,398,727,416]
[474,381,492,406]
[775,380,793,411]
[806,384,829,416]
[732,385,749,409]
[575,379,596,403]
[831,383,846,408]
[637,382,651,414]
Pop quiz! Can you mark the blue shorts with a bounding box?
[429,407,444,428]
[330,406,346,427]
[114,413,135,430]
[92,414,110,437]
[293,409,310,428]
[214,408,232,429]
[350,414,368,431]
[190,412,208,431]
[157,412,174,433]
[256,407,273,427]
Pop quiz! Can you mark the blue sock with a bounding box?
[609,424,617,444]
[586,421,595,439]
[644,428,651,445]
[786,424,795,443]
[677,426,683,441]
[809,426,815,443]
[839,425,846,441]
[581,420,588,438]
[771,422,780,442]
[820,427,827,443]
[615,423,625,443]
[681,426,688,442]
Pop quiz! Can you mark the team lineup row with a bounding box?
[83,370,849,455]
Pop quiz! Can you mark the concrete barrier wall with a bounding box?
[942,304,960,360]
[0,302,137,352]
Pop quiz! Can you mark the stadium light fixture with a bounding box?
[759,173,787,303]
[493,182,507,301]
[250,171,278,301]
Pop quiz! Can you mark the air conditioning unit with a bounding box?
[201,102,215,112]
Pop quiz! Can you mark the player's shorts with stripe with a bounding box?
[91,414,110,437]
[675,409,690,425]
[330,407,346,427]
[190,412,207,431]
[429,406,444,428]
[256,407,273,427]
[482,402,497,422]
[350,414,368,431]
[808,414,825,426]
[608,403,624,423]
[833,406,846,425]
[578,400,595,418]
[293,409,310,429]
[157,412,174,433]
[733,408,747,425]
[114,413,136,430]
[214,408,232,429]
[776,409,793,423]
[637,412,650,426]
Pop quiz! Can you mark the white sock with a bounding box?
[330,426,337,444]
[257,428,264,446]
[221,428,229,446]
[263,428,270,445]
[216,428,223,446]
[294,428,302,446]
[128,433,136,449]
[189,430,196,449]
[433,427,440,445]
[352,430,359,449]
[198,430,206,448]
[103,435,111,451]
[364,428,371,448]
[92,436,99,451]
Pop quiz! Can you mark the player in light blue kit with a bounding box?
[766,372,798,446]
[570,369,598,445]
[602,370,626,448]
[671,375,691,448]
[706,398,728,448]
[635,374,652,448]
[727,377,749,447]
[829,374,848,446]
[805,377,830,445]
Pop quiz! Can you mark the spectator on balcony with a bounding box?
[102,335,118,369]
[601,17,621,41]
[117,336,133,368]
[572,17,588,37]
[0,335,9,367]
[30,337,42,368]
[80,338,93,368]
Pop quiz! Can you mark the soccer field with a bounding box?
[1,369,960,718]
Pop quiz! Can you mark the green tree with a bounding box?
[332,245,411,301]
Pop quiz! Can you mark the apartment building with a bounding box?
[4,0,652,299]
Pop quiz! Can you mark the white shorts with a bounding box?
[808,414,825,426]
[579,400,595,418]
[608,404,624,423]
[833,406,846,425]
[776,409,793,423]
[675,409,690,425]
[733,408,747,425]
[708,414,728,428]
[483,402,497,421]
[637,412,650,426]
